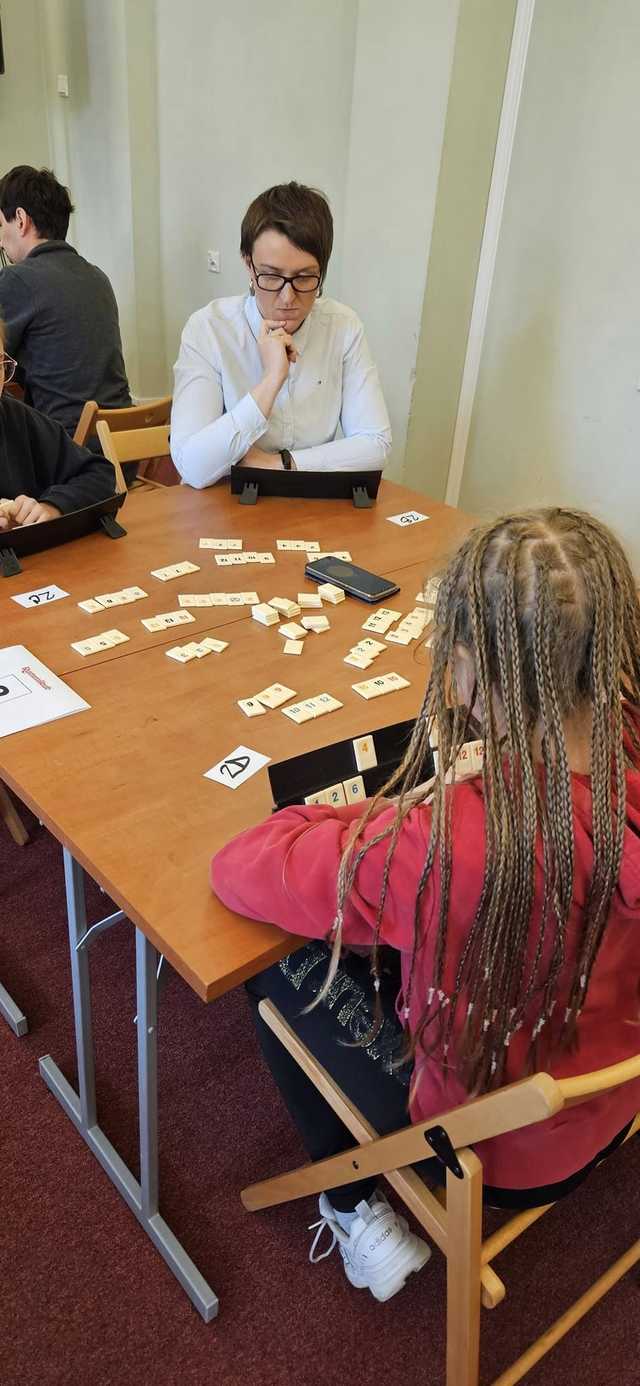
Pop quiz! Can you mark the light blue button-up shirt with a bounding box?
[170,293,391,488]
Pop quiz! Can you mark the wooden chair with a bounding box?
[241,1000,640,1386]
[0,781,29,845]
[73,396,171,447]
[95,420,171,497]
[74,397,173,486]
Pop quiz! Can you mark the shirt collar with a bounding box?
[26,240,77,259]
[243,292,317,358]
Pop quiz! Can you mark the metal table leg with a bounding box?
[39,847,218,1322]
[0,979,28,1036]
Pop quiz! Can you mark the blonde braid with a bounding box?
[317,508,640,1093]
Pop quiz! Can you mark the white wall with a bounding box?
[30,0,166,398]
[38,0,139,386]
[341,0,460,478]
[460,0,640,568]
[0,0,51,172]
[2,0,462,457]
[155,0,359,378]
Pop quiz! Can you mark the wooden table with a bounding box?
[1,481,472,676]
[0,479,476,1320]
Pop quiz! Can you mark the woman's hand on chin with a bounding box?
[238,446,284,470]
[257,318,298,384]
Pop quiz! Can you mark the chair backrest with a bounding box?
[252,999,640,1199]
[96,419,170,496]
[388,1052,640,1169]
[243,999,640,1386]
[73,396,172,447]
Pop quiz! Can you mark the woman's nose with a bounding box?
[278,281,296,306]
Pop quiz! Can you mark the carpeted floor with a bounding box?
[1,801,639,1386]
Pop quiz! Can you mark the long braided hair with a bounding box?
[317,508,640,1095]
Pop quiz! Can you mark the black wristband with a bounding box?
[280,449,293,470]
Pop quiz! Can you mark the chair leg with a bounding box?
[446,1149,483,1386]
[0,782,29,846]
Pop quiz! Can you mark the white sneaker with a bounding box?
[308,1191,431,1302]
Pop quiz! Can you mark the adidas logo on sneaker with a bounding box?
[309,1191,431,1302]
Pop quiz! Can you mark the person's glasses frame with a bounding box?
[0,353,17,384]
[250,258,321,294]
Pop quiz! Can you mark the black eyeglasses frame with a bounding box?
[250,258,321,294]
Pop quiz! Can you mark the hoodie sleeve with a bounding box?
[210,800,434,950]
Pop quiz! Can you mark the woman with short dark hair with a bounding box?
[171,182,391,487]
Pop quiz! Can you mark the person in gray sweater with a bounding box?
[0,165,131,435]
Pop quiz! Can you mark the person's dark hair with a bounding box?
[240,182,333,283]
[0,165,74,240]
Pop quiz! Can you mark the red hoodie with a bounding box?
[211,765,640,1189]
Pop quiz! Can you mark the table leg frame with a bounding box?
[0,979,28,1036]
[39,848,218,1323]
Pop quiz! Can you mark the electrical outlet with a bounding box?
[207,249,221,273]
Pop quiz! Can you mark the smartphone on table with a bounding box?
[304,555,400,604]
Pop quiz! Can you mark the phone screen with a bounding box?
[305,557,400,602]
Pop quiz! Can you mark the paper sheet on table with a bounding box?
[0,646,90,738]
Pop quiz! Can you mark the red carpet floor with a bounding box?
[1,802,639,1386]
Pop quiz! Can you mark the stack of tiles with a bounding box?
[343,637,386,670]
[251,603,279,627]
[278,620,308,657]
[385,608,429,646]
[300,614,330,633]
[317,582,345,606]
[268,597,301,619]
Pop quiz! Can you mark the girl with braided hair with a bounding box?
[212,508,640,1301]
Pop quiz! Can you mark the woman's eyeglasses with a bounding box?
[1,353,17,384]
[250,259,320,294]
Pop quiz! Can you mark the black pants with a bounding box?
[247,943,412,1210]
[247,943,633,1213]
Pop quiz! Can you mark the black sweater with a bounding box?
[0,394,116,513]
